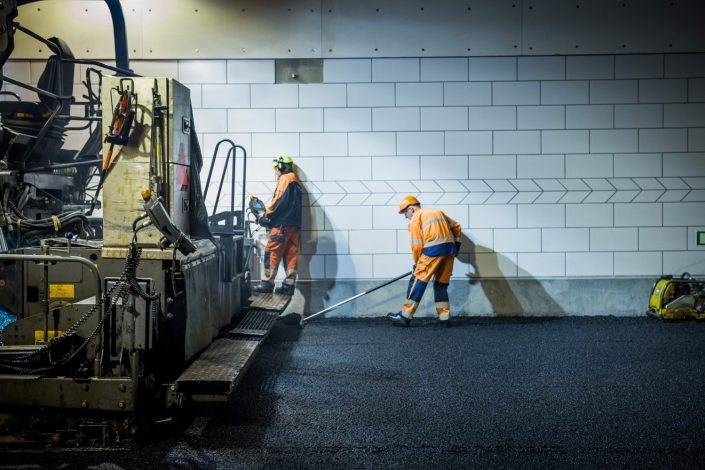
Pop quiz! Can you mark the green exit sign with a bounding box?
[699,231,705,246]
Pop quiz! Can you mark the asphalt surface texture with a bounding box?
[3,316,705,469]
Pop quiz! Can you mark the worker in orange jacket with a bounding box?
[388,195,462,326]
[252,155,303,296]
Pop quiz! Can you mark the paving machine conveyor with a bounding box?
[175,292,291,402]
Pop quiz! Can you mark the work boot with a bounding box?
[438,313,451,327]
[387,311,410,327]
[251,280,274,294]
[274,283,295,296]
[438,318,452,327]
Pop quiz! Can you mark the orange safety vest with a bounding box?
[408,208,461,262]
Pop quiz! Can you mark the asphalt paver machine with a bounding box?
[0,0,288,446]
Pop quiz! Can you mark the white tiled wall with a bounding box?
[6,53,705,279]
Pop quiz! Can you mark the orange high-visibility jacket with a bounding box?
[266,172,303,228]
[408,208,462,262]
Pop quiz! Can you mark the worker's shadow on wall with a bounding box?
[293,183,337,318]
[456,233,565,317]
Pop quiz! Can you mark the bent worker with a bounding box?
[388,195,461,326]
[252,155,303,296]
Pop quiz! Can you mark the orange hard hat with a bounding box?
[398,195,420,214]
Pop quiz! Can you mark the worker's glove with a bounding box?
[257,215,271,228]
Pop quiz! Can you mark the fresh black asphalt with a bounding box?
[3,316,705,469]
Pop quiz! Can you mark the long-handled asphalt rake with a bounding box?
[299,271,412,325]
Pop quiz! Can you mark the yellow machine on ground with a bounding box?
[647,273,705,320]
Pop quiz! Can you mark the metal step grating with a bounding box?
[176,338,259,395]
[248,292,291,311]
[229,309,280,337]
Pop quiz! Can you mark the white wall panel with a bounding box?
[324,59,371,83]
[324,157,370,180]
[397,132,444,155]
[202,84,250,109]
[371,156,419,181]
[518,253,565,277]
[227,60,274,84]
[323,0,521,58]
[541,81,589,105]
[639,129,687,153]
[420,108,468,131]
[228,109,275,132]
[301,230,349,255]
[276,109,323,132]
[566,253,613,277]
[614,252,662,276]
[591,130,638,153]
[445,131,492,155]
[518,205,565,228]
[300,84,347,108]
[301,133,348,157]
[613,153,662,178]
[250,133,299,157]
[326,254,373,279]
[590,228,638,251]
[615,105,662,129]
[565,154,613,178]
[689,130,705,152]
[469,205,516,229]
[639,227,687,251]
[590,81,638,105]
[566,105,613,130]
[521,1,704,56]
[445,83,492,106]
[567,56,614,80]
[639,80,687,104]
[14,1,705,61]
[372,58,419,82]
[566,204,613,227]
[348,84,395,107]
[396,83,443,106]
[542,228,589,252]
[493,82,540,106]
[615,55,663,79]
[663,252,705,275]
[474,253,518,278]
[373,108,420,132]
[373,254,414,278]
[469,57,516,81]
[517,106,564,130]
[517,154,565,179]
[518,57,565,80]
[469,107,516,130]
[421,58,468,82]
[666,54,705,78]
[349,230,396,255]
[494,131,540,155]
[324,108,372,132]
[543,131,589,154]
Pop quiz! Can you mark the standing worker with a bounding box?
[252,155,303,296]
[388,196,462,326]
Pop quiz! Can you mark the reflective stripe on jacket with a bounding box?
[408,208,461,262]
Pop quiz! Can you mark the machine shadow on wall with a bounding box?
[457,232,565,317]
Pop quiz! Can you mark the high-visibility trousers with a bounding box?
[264,226,300,286]
[402,253,454,319]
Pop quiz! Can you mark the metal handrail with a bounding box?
[203,139,248,234]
